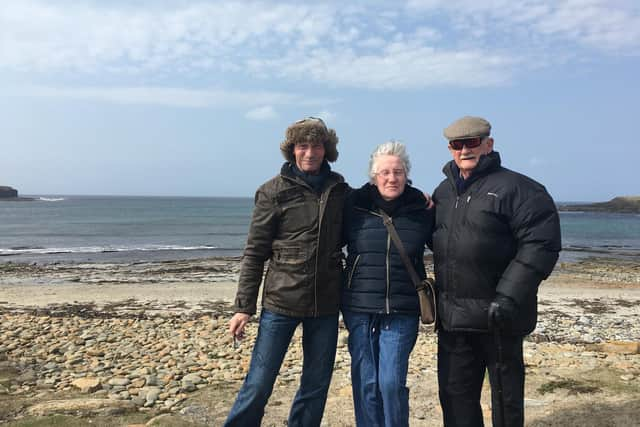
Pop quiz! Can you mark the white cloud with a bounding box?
[0,1,337,72]
[406,0,640,53]
[11,86,335,109]
[253,43,516,89]
[0,0,638,92]
[245,105,278,120]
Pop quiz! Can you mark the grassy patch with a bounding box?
[537,368,640,397]
[587,367,640,395]
[3,414,150,427]
[538,378,601,395]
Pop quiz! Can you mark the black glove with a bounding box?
[488,294,518,332]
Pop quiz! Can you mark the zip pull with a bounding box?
[455,196,459,208]
[467,195,471,203]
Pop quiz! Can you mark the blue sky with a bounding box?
[1,0,639,201]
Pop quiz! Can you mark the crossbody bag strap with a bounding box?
[379,210,423,290]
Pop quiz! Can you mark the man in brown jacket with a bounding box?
[224,117,349,427]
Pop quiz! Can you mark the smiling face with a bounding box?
[294,140,325,174]
[373,154,407,201]
[449,137,494,179]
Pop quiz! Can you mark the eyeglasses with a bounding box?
[449,137,484,151]
[376,169,405,179]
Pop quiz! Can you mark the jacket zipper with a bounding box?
[356,208,392,313]
[313,194,323,317]
[313,185,334,317]
[385,222,391,314]
[447,195,462,297]
[347,254,361,289]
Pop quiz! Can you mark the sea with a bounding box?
[1,196,639,264]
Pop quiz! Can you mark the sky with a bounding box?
[1,0,639,202]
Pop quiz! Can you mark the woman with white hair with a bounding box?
[341,141,434,427]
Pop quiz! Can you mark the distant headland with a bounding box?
[0,186,35,201]
[558,196,640,214]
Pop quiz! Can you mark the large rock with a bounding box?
[26,398,135,416]
[0,186,18,198]
[71,377,102,393]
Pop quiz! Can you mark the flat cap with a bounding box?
[443,116,491,141]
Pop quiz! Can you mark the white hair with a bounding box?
[368,140,411,183]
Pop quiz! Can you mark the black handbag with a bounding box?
[379,210,437,329]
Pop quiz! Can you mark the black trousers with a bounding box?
[437,330,524,427]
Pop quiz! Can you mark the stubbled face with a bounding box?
[294,140,325,174]
[374,155,407,201]
[449,137,494,179]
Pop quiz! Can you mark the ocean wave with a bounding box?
[38,197,65,202]
[563,245,640,257]
[0,244,229,256]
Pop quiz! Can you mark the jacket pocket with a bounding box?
[468,194,509,235]
[347,254,361,289]
[272,245,307,266]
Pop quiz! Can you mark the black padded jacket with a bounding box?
[432,152,561,335]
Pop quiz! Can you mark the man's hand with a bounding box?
[423,192,434,209]
[488,294,518,332]
[229,312,251,340]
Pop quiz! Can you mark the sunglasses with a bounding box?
[449,137,484,150]
[295,116,326,126]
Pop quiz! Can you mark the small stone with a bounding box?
[108,377,131,387]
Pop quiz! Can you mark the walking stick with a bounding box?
[494,327,506,427]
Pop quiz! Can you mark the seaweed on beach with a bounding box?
[144,265,236,274]
[613,298,638,308]
[538,308,573,318]
[568,298,615,314]
[0,300,236,321]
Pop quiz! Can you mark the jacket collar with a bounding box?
[443,151,502,194]
[352,183,427,215]
[280,162,345,189]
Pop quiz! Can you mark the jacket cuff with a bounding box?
[233,297,257,315]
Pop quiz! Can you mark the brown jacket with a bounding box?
[234,163,349,317]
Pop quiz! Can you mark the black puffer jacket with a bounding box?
[432,152,561,335]
[341,184,434,314]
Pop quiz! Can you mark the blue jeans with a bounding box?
[342,310,419,427]
[224,309,339,427]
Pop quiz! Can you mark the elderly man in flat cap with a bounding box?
[431,116,561,426]
[224,117,349,427]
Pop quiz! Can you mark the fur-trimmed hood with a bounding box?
[280,117,339,163]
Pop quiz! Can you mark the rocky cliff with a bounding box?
[0,186,18,198]
[559,196,640,214]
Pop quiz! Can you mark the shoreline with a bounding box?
[1,256,639,426]
[0,256,637,310]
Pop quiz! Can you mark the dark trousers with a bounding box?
[437,330,524,427]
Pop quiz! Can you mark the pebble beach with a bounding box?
[1,256,640,426]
